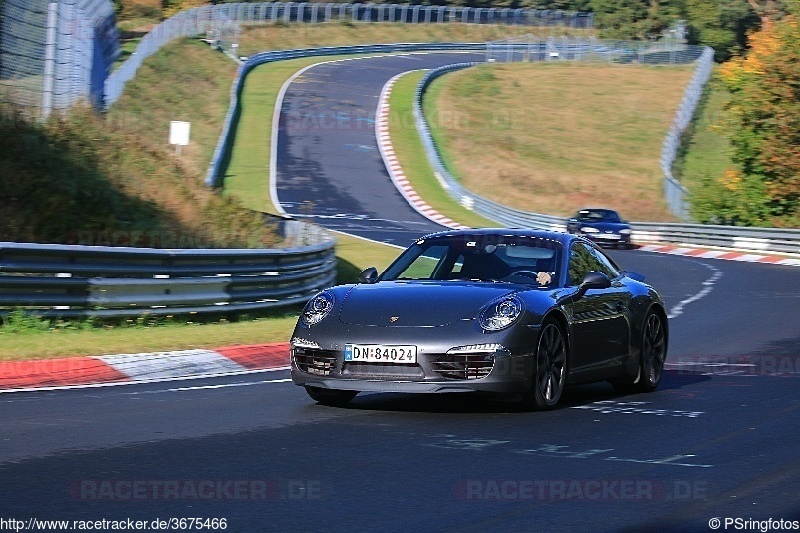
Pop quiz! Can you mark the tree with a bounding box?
[745,0,782,21]
[684,0,760,61]
[709,9,800,226]
[589,0,683,40]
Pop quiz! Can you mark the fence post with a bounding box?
[40,2,59,120]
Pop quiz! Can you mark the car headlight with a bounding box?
[479,295,524,332]
[581,227,599,233]
[620,228,632,235]
[301,290,335,326]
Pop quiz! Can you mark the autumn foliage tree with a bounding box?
[694,10,800,227]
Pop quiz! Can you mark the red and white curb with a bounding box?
[637,244,800,267]
[375,73,469,231]
[374,74,800,267]
[0,343,290,392]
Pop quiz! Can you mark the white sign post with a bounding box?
[169,121,191,155]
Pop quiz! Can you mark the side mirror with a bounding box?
[580,270,612,291]
[557,271,611,305]
[358,267,379,284]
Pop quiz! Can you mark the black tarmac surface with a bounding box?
[2,53,799,531]
[2,250,799,532]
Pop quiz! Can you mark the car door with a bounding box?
[565,242,632,373]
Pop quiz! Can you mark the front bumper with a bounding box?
[291,347,533,394]
[584,233,631,246]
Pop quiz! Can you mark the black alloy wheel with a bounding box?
[525,320,568,410]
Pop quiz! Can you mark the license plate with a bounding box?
[599,234,620,240]
[344,344,417,364]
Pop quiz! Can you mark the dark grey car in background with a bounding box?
[567,208,633,248]
[290,229,667,410]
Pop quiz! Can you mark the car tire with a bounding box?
[612,310,667,394]
[305,386,358,407]
[523,320,568,410]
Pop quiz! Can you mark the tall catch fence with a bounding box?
[0,0,119,117]
[105,2,592,109]
[0,1,593,115]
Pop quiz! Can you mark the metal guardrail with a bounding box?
[630,222,800,255]
[0,220,337,318]
[413,63,800,256]
[486,37,714,220]
[205,42,485,187]
[206,43,800,256]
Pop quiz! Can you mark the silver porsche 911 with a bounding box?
[290,228,668,410]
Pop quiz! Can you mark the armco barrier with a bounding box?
[207,44,800,255]
[205,42,485,187]
[0,220,336,318]
[104,2,591,110]
[631,222,800,255]
[412,63,800,255]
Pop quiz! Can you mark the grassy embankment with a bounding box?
[0,22,731,359]
[671,72,734,192]
[425,62,698,222]
[0,23,537,359]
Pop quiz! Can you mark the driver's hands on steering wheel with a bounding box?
[537,272,552,285]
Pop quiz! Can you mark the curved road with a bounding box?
[1,54,799,531]
[275,52,484,246]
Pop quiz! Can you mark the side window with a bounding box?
[588,246,620,279]
[568,242,616,286]
[397,245,449,279]
[450,254,466,276]
[568,243,594,286]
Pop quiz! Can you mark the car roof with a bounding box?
[575,208,620,216]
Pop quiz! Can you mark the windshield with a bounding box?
[575,209,621,223]
[381,234,562,286]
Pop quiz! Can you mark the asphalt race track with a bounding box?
[2,53,799,532]
[274,52,484,246]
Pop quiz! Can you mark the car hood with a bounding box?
[338,281,517,327]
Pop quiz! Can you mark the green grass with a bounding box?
[0,313,299,360]
[114,36,143,70]
[388,72,498,229]
[2,22,730,360]
[0,229,401,361]
[223,56,361,214]
[424,62,698,222]
[672,73,734,191]
[219,54,405,279]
